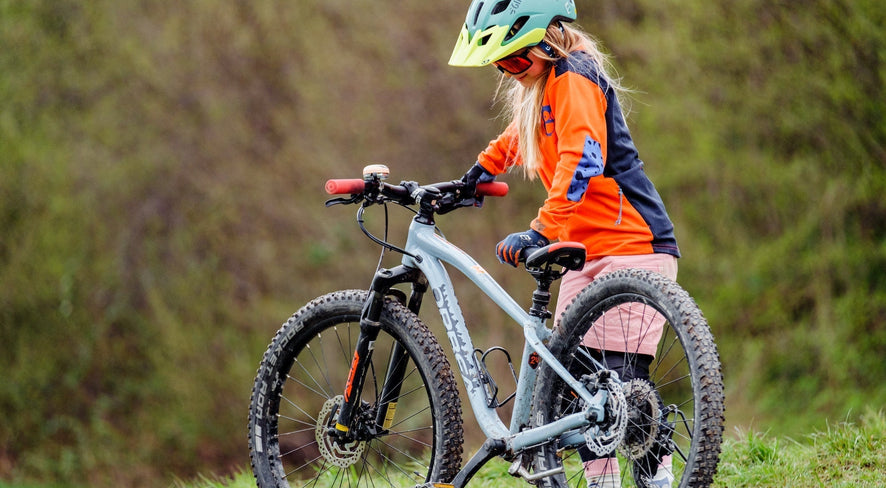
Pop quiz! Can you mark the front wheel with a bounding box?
[248,290,464,488]
[532,269,725,488]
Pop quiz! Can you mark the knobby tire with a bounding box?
[248,290,464,488]
[531,269,725,488]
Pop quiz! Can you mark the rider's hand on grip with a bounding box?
[461,162,497,207]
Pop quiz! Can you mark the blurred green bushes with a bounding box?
[1,0,884,485]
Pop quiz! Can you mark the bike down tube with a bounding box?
[401,232,511,440]
[402,221,602,444]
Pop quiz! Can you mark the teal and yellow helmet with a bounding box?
[449,0,577,67]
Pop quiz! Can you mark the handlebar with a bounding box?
[324,173,509,255]
[325,178,509,199]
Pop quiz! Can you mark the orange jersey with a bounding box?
[477,51,680,260]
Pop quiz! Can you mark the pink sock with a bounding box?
[583,457,620,477]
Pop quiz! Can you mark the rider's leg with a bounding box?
[575,350,674,487]
[576,350,651,487]
[582,458,619,488]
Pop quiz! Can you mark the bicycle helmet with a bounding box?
[449,0,577,67]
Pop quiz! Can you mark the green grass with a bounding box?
[170,410,886,488]
[4,410,882,488]
[171,472,256,488]
[712,409,886,487]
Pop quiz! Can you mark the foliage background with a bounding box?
[1,0,884,486]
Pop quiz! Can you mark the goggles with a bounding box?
[494,50,533,75]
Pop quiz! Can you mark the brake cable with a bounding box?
[356,202,422,263]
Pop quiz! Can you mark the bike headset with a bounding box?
[448,0,577,68]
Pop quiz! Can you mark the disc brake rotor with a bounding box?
[315,395,366,468]
[583,376,627,457]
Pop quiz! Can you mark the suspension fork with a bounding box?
[334,265,426,438]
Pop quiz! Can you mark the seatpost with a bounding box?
[525,244,585,319]
[528,272,555,320]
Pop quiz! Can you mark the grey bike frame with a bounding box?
[401,218,608,454]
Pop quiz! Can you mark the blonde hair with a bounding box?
[497,24,629,179]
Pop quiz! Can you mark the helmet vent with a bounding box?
[472,2,484,26]
[491,1,510,15]
[505,16,528,41]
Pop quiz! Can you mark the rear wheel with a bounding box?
[248,290,464,488]
[532,269,724,487]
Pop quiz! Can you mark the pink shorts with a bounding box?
[554,254,678,357]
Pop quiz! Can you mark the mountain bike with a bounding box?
[248,165,725,488]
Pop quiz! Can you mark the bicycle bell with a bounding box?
[363,164,390,180]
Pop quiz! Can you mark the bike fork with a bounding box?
[334,265,425,438]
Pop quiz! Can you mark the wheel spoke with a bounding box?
[384,425,434,449]
[280,393,319,424]
[370,438,429,478]
[286,368,331,401]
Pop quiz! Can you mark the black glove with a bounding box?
[460,162,496,206]
[496,229,549,267]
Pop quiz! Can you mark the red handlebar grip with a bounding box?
[325,179,507,197]
[325,179,365,195]
[477,181,509,197]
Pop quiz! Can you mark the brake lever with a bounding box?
[436,180,486,214]
[436,195,476,214]
[433,193,457,214]
[325,195,363,207]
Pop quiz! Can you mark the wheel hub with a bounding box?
[315,395,366,467]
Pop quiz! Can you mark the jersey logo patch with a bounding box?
[567,135,604,202]
[542,105,555,136]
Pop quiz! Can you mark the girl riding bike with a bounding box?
[248,3,723,488]
[451,1,680,486]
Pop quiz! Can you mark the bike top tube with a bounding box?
[404,221,532,328]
